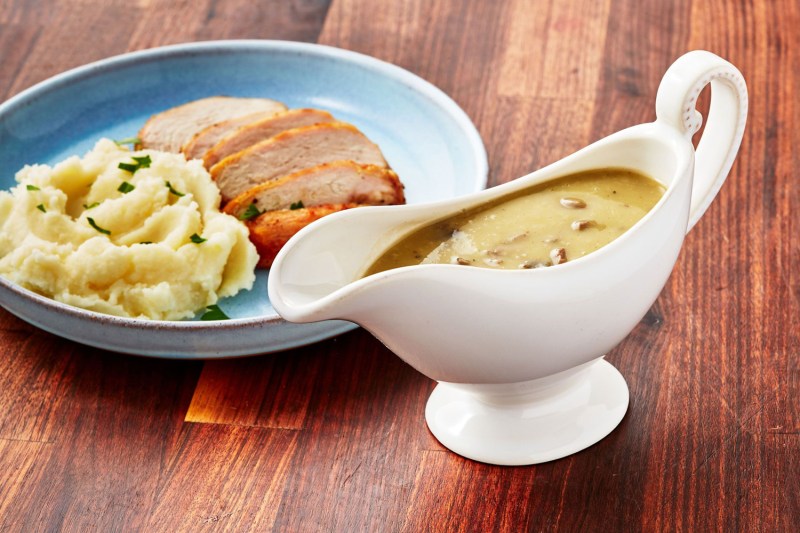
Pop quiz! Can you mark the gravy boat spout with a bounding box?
[268,50,747,465]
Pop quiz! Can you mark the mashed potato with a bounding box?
[0,139,259,320]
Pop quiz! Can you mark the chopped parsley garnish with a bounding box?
[200,304,229,321]
[239,203,262,220]
[190,233,206,244]
[26,184,40,191]
[166,181,185,197]
[114,137,141,146]
[118,181,135,194]
[87,217,111,235]
[83,202,100,210]
[118,155,152,174]
[289,200,304,210]
[139,241,153,245]
[36,204,46,213]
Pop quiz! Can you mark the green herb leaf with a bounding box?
[118,181,135,194]
[114,137,141,146]
[26,184,40,191]
[87,217,111,235]
[83,202,100,210]
[166,181,185,197]
[36,203,46,213]
[118,155,152,174]
[200,304,229,321]
[190,233,206,244]
[139,241,153,245]
[289,200,304,210]
[133,155,152,168]
[238,203,262,221]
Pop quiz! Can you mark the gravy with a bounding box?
[364,168,664,275]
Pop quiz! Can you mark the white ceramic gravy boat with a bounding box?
[268,51,747,465]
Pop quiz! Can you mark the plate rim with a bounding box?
[0,39,488,352]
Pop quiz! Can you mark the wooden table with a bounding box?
[0,0,797,531]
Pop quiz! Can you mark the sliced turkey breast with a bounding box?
[246,204,359,268]
[223,161,405,219]
[137,96,287,153]
[210,122,388,202]
[203,108,337,168]
[181,109,284,161]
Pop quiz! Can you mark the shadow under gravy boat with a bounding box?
[268,51,747,466]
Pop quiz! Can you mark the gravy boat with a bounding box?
[268,51,747,465]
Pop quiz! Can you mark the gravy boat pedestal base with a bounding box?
[426,358,628,465]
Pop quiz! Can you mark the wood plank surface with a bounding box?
[0,0,797,531]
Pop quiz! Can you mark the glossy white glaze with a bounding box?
[269,51,748,465]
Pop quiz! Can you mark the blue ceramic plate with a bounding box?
[0,40,488,358]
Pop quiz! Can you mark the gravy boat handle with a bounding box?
[655,50,748,232]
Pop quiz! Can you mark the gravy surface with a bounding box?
[364,168,664,275]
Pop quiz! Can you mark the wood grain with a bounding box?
[0,0,797,531]
[147,424,299,531]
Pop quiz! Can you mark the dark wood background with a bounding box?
[0,0,797,531]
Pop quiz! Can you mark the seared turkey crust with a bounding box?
[181,109,285,161]
[210,122,388,203]
[223,161,405,219]
[137,96,286,153]
[203,108,336,168]
[246,204,359,268]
